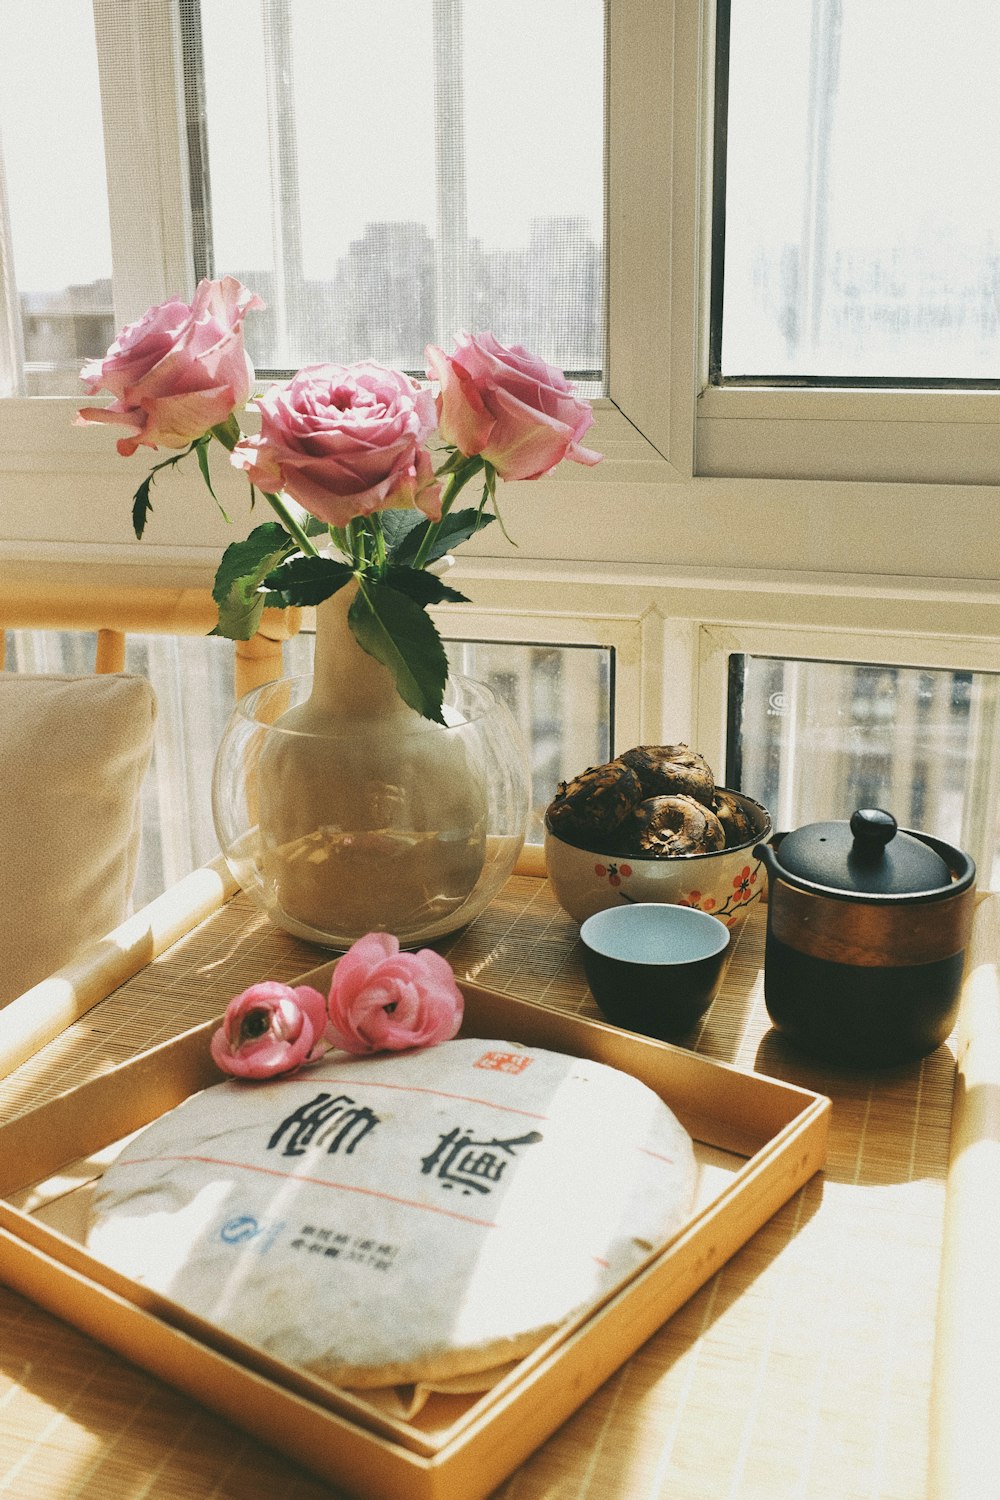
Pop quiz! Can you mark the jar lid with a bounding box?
[776,808,951,896]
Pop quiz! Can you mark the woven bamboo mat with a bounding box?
[0,881,956,1499]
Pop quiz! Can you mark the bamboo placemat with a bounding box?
[0,881,960,1499]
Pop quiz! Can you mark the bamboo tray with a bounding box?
[0,976,828,1500]
[3,883,995,1498]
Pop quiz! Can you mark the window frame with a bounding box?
[696,618,1000,874]
[1,2,999,765]
[701,0,1000,485]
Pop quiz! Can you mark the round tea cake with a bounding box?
[87,1038,697,1388]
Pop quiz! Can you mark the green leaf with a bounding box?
[194,436,231,523]
[391,507,495,567]
[129,442,197,539]
[348,580,449,724]
[379,508,426,561]
[326,523,352,558]
[483,464,516,546]
[212,522,294,604]
[210,591,266,642]
[435,447,485,479]
[262,555,355,608]
[132,475,154,539]
[210,522,297,639]
[384,565,470,607]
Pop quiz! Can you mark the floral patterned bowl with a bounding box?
[544,788,772,928]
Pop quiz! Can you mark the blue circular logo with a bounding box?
[220,1215,261,1244]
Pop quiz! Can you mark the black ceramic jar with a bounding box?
[754,809,976,1066]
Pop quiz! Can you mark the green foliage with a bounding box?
[185,446,500,718]
[389,506,495,567]
[130,431,238,540]
[130,443,197,538]
[131,474,155,540]
[378,509,426,561]
[209,413,241,452]
[210,522,297,640]
[383,564,469,607]
[348,580,450,723]
[262,555,355,608]
[194,435,231,523]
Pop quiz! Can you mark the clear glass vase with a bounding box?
[212,597,529,949]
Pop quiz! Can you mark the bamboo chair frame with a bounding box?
[0,563,301,1069]
[0,563,301,698]
[0,563,543,1071]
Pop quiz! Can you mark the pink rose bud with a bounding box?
[77,276,263,456]
[425,332,602,481]
[231,361,442,527]
[210,981,329,1079]
[326,932,464,1055]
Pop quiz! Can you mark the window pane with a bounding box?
[197,0,605,389]
[0,1,114,396]
[727,654,1000,889]
[720,0,1000,381]
[445,640,612,846]
[283,634,611,854]
[3,628,610,907]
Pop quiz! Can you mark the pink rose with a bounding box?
[77,277,263,457]
[231,362,442,527]
[210,981,329,1079]
[326,932,464,1054]
[425,332,602,481]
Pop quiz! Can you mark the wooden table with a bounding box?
[1,878,997,1499]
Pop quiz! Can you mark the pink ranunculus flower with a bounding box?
[231,362,442,528]
[210,981,330,1079]
[326,932,464,1055]
[425,332,602,482]
[76,277,263,458]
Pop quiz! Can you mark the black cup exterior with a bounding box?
[581,944,728,1040]
[762,930,964,1066]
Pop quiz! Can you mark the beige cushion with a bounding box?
[0,673,156,1006]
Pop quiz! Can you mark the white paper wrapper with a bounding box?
[87,1039,697,1387]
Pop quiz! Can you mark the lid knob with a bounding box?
[773,807,953,895]
[849,807,897,854]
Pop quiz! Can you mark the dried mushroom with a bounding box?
[545,758,642,845]
[546,743,756,857]
[619,744,715,807]
[711,788,755,847]
[625,794,727,856]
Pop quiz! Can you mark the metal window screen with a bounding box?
[0,1,605,398]
[0,0,114,396]
[716,0,1000,385]
[189,0,606,391]
[726,653,1000,888]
